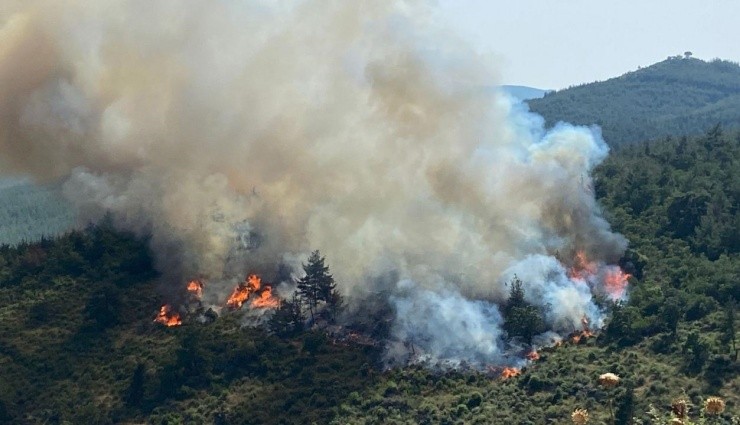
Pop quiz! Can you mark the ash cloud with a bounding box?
[0,0,626,365]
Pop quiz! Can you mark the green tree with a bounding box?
[125,363,146,407]
[502,276,545,344]
[297,250,338,322]
[720,300,737,359]
[615,383,635,425]
[682,331,709,373]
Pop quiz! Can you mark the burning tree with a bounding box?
[297,250,342,323]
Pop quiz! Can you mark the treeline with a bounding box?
[596,126,738,383]
[528,57,740,146]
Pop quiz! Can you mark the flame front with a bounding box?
[571,316,595,343]
[603,267,630,299]
[226,274,278,309]
[568,250,598,281]
[154,305,182,327]
[525,350,540,361]
[251,285,279,309]
[568,251,631,300]
[187,280,203,299]
[500,367,521,380]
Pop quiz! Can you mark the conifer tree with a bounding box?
[503,276,545,344]
[296,250,342,323]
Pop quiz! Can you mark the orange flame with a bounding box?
[154,304,182,327]
[251,285,279,309]
[246,274,261,291]
[568,250,598,281]
[525,350,540,361]
[226,283,250,309]
[226,274,277,309]
[571,329,595,344]
[603,267,630,299]
[571,315,595,343]
[187,280,203,299]
[500,367,521,379]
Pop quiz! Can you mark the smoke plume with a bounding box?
[0,0,627,366]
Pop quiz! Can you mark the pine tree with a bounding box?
[297,250,340,322]
[502,276,545,344]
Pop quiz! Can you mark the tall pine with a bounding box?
[297,250,339,322]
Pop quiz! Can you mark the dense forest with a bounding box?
[0,178,75,246]
[528,57,740,146]
[0,127,737,424]
[0,57,738,424]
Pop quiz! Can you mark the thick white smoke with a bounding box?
[0,0,627,365]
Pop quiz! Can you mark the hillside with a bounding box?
[0,129,737,424]
[499,85,550,101]
[0,178,76,245]
[527,57,740,146]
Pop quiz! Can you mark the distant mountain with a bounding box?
[527,57,740,146]
[500,85,551,101]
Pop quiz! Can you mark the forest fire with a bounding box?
[187,280,203,299]
[251,285,280,308]
[571,316,595,343]
[570,329,595,344]
[567,251,631,300]
[525,350,540,361]
[603,267,631,299]
[500,367,521,380]
[226,274,258,308]
[568,251,598,281]
[227,274,279,309]
[153,305,182,327]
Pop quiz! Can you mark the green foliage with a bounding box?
[502,276,546,344]
[0,120,738,423]
[296,250,343,323]
[528,58,740,146]
[0,225,378,424]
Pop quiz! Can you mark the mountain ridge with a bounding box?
[527,57,740,146]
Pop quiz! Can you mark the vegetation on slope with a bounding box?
[333,127,739,424]
[0,222,379,424]
[527,57,740,146]
[0,128,737,424]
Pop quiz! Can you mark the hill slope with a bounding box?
[0,178,76,245]
[500,85,550,101]
[0,129,737,424]
[527,57,740,146]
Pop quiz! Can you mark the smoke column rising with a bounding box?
[0,0,627,365]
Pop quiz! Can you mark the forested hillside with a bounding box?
[0,128,737,424]
[0,178,75,246]
[527,57,740,146]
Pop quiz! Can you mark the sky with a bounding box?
[436,0,740,90]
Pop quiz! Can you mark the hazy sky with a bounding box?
[436,0,740,90]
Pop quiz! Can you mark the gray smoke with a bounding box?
[0,0,627,366]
